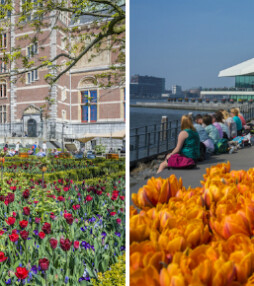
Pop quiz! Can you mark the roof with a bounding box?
[71,3,125,26]
[218,58,254,77]
[77,129,125,143]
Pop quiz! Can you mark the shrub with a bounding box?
[91,254,125,286]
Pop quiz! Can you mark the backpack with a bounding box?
[215,138,229,154]
[167,154,196,169]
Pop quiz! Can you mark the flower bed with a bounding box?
[0,157,125,285]
[130,162,254,285]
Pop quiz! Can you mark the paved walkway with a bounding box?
[130,146,254,200]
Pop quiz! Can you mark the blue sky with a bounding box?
[130,0,254,90]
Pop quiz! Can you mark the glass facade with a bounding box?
[235,76,254,89]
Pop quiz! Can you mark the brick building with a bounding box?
[0,1,125,150]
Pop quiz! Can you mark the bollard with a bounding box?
[160,116,168,141]
[135,135,139,160]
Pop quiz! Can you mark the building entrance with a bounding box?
[27,119,37,137]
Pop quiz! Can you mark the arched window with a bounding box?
[0,80,6,98]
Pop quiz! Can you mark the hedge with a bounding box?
[4,162,125,182]
[91,254,125,286]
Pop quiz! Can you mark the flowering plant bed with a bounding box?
[0,157,125,285]
[130,162,254,285]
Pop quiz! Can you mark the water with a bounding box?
[130,105,200,129]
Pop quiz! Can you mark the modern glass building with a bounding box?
[201,57,254,100]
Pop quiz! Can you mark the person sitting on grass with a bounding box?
[203,114,220,145]
[157,115,200,174]
[36,149,46,158]
[8,148,16,157]
[28,148,34,155]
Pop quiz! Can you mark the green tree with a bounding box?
[0,0,125,85]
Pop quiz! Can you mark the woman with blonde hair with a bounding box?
[157,115,200,173]
[221,109,237,139]
[235,107,246,126]
[230,108,242,136]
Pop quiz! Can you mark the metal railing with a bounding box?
[130,104,254,165]
[130,119,180,163]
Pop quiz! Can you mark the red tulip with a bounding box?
[74,241,79,249]
[64,213,73,225]
[39,258,50,271]
[42,222,51,234]
[60,238,72,251]
[85,195,93,202]
[49,238,58,249]
[6,217,16,225]
[23,207,30,216]
[39,232,45,239]
[9,233,19,242]
[15,267,29,280]
[19,220,28,229]
[20,230,29,240]
[0,252,7,262]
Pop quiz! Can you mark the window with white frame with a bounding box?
[61,87,66,101]
[81,90,98,123]
[21,0,42,21]
[0,33,7,49]
[59,12,69,26]
[0,105,7,123]
[27,42,38,58]
[27,70,38,84]
[0,81,7,98]
[0,1,11,18]
[0,58,7,73]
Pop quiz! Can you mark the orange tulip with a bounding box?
[130,212,152,243]
[212,260,236,286]
[229,252,254,283]
[132,175,182,210]
[130,162,254,285]
[130,265,160,286]
[160,264,185,286]
[130,205,138,217]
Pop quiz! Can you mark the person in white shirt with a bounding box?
[15,142,20,155]
[42,141,47,154]
[9,148,16,157]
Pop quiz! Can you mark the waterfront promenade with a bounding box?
[130,145,254,201]
[131,101,250,111]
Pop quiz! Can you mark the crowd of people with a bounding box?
[4,141,50,157]
[157,107,252,173]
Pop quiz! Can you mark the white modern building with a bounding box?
[201,57,254,100]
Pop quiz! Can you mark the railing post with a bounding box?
[166,128,169,151]
[157,130,160,154]
[154,124,156,144]
[169,121,172,138]
[147,133,150,157]
[135,134,139,160]
[144,126,148,147]
[175,126,178,147]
